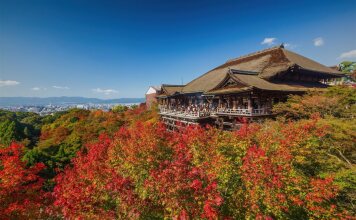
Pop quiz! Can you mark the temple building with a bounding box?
[153,45,342,130]
[145,86,161,108]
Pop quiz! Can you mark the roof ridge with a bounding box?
[162,84,185,87]
[225,45,282,64]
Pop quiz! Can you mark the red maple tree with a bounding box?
[0,143,51,219]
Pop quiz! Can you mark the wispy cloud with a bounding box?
[32,87,47,91]
[92,88,118,95]
[313,37,324,47]
[338,49,356,59]
[52,85,69,90]
[0,80,20,87]
[261,38,276,46]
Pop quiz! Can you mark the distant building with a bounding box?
[156,45,343,130]
[325,65,356,86]
[145,86,161,108]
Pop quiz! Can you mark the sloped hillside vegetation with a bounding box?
[0,87,355,219]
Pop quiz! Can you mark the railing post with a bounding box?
[247,98,253,115]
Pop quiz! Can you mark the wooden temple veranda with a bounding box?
[155,45,342,130]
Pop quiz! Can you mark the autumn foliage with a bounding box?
[53,134,141,219]
[51,117,351,219]
[0,89,355,219]
[0,143,51,219]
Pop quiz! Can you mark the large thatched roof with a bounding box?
[181,45,341,94]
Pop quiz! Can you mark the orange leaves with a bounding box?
[305,177,340,217]
[241,145,291,217]
[273,86,356,119]
[144,136,222,219]
[53,134,142,219]
[50,116,348,219]
[53,122,224,219]
[237,119,346,219]
[110,122,171,183]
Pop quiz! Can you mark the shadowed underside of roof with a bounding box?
[181,46,341,94]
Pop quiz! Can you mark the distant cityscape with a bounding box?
[0,102,140,116]
[0,97,144,115]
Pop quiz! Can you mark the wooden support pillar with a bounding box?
[218,97,222,108]
[237,97,241,109]
[268,97,273,112]
[232,97,237,110]
[247,96,253,112]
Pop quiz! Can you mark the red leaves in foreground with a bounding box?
[51,120,348,219]
[53,134,141,219]
[306,177,340,218]
[145,141,222,219]
[241,145,292,216]
[53,123,223,219]
[0,143,50,219]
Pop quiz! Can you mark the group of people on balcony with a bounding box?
[161,103,214,117]
[159,97,272,117]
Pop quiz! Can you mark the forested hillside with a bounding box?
[0,86,355,219]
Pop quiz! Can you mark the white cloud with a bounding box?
[0,80,20,87]
[261,38,276,46]
[339,49,356,59]
[52,85,69,90]
[92,88,118,95]
[32,87,47,91]
[313,37,324,47]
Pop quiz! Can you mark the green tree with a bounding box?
[339,61,356,81]
[0,120,18,146]
[111,105,128,113]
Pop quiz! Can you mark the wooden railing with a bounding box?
[159,106,272,118]
[216,108,271,116]
[159,107,210,118]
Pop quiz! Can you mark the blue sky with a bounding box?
[1,0,355,98]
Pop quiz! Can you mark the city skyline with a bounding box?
[1,0,356,98]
